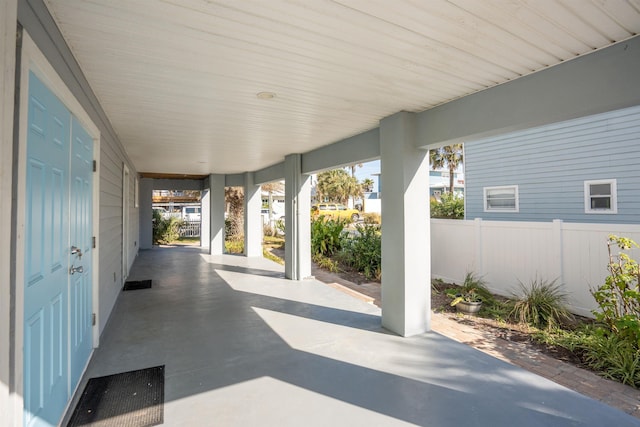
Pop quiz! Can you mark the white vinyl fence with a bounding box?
[431,219,640,317]
[179,220,201,238]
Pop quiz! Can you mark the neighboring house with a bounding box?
[367,170,466,205]
[429,170,464,199]
[464,105,640,224]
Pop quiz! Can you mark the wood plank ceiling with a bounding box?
[44,0,640,175]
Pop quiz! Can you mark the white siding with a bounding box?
[1,1,17,424]
[20,1,139,335]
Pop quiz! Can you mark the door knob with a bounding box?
[71,246,83,259]
[69,265,84,275]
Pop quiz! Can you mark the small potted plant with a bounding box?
[447,272,491,315]
[450,288,483,314]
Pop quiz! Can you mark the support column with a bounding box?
[139,178,153,249]
[380,111,431,337]
[200,189,210,248]
[244,172,262,257]
[1,1,17,425]
[284,154,311,280]
[209,174,225,255]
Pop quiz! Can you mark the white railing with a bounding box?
[431,219,640,317]
[179,220,201,237]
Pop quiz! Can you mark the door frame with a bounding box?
[14,31,101,426]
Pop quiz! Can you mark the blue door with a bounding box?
[69,117,93,389]
[24,72,93,427]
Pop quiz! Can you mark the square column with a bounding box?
[200,189,210,248]
[380,112,431,336]
[244,172,262,257]
[209,174,225,255]
[284,154,312,280]
[139,178,154,249]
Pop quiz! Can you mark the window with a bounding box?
[484,185,519,212]
[585,179,617,214]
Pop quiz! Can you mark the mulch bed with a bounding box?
[431,281,586,368]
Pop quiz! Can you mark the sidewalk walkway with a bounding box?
[66,248,640,426]
[312,268,640,419]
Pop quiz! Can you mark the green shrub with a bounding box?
[311,216,346,256]
[510,278,571,330]
[338,224,381,280]
[531,238,640,388]
[312,253,340,272]
[582,331,640,387]
[461,272,492,301]
[153,211,184,245]
[591,235,640,346]
[430,193,464,219]
[479,300,513,323]
[152,209,163,243]
[225,239,244,254]
[362,212,381,225]
[445,272,494,303]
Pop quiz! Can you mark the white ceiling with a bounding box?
[44,0,640,175]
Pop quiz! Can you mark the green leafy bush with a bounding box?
[446,272,493,303]
[338,224,381,280]
[312,253,340,272]
[362,212,381,225]
[311,216,346,256]
[531,238,640,388]
[591,235,640,346]
[153,210,184,244]
[225,239,244,254]
[430,193,464,219]
[582,331,640,387]
[510,278,571,330]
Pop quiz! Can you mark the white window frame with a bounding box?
[584,179,617,214]
[483,185,519,212]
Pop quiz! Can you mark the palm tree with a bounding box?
[349,163,363,178]
[316,169,361,205]
[224,187,244,239]
[361,178,374,193]
[430,144,463,194]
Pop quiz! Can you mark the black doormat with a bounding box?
[67,365,164,427]
[123,280,152,291]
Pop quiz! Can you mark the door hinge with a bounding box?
[92,236,96,248]
[93,160,97,172]
[92,313,96,326]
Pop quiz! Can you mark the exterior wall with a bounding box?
[18,0,139,334]
[465,105,640,223]
[431,219,640,317]
[1,1,17,424]
[125,169,139,273]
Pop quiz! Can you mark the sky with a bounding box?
[354,160,380,191]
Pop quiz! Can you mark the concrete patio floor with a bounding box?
[65,246,640,426]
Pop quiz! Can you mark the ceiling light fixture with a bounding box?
[257,91,276,100]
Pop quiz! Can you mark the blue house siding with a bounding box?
[465,105,640,224]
